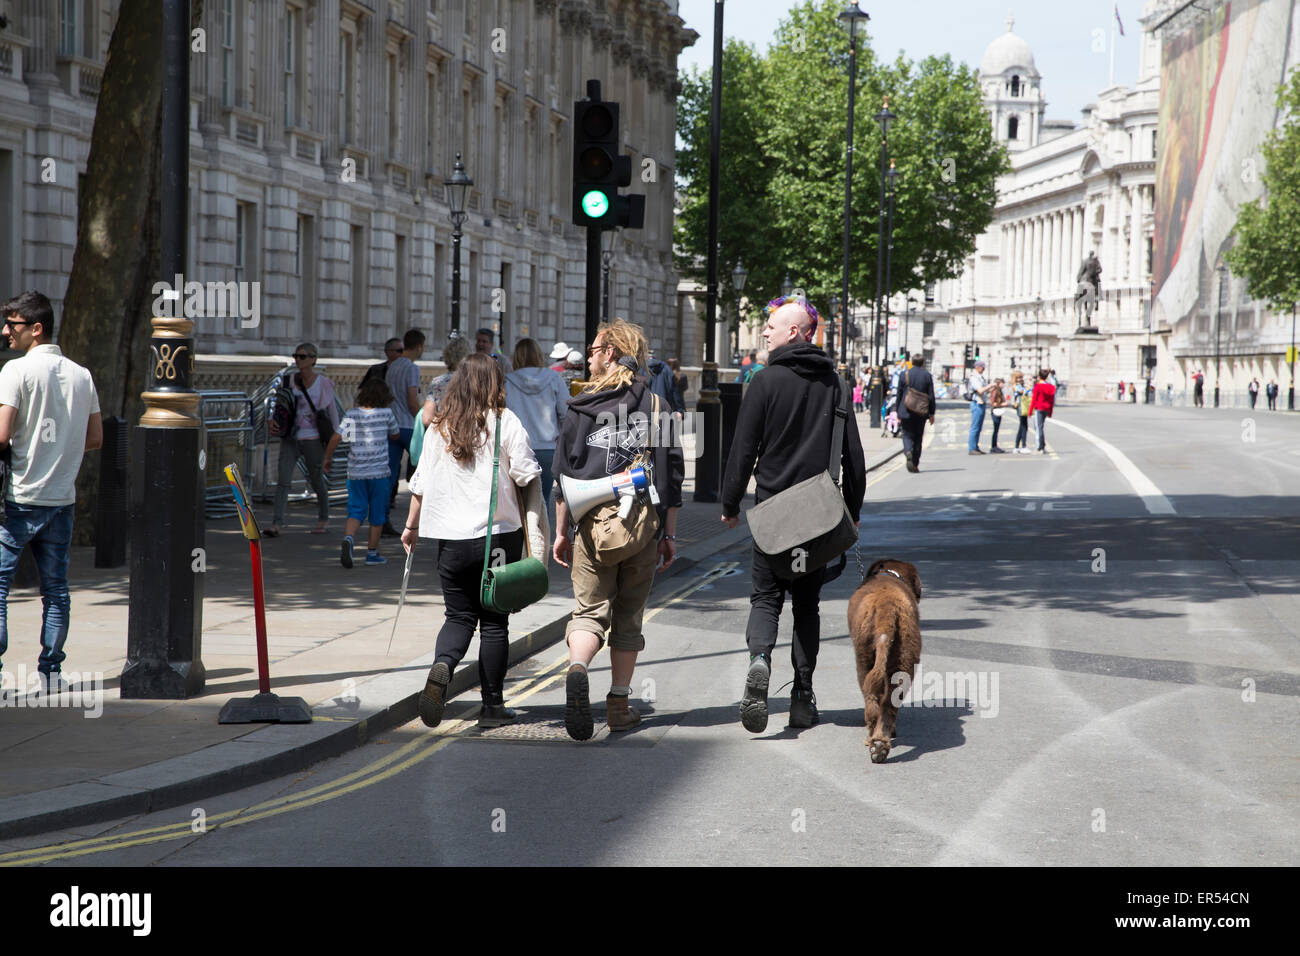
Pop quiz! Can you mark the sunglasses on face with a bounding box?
[588,344,610,355]
[3,319,31,329]
[292,353,314,361]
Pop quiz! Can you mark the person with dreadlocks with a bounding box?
[552,319,684,741]
[721,295,866,733]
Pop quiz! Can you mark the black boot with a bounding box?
[788,674,820,729]
[478,702,517,729]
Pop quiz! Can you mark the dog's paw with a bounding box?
[867,737,890,764]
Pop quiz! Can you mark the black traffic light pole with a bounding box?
[573,79,643,351]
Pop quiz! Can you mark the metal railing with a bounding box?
[199,391,253,518]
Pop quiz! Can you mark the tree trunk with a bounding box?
[59,0,203,545]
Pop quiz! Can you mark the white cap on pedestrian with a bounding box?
[566,349,584,365]
[551,342,570,360]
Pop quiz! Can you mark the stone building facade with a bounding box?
[0,0,697,393]
[908,9,1168,400]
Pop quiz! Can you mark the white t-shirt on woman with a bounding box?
[408,408,541,540]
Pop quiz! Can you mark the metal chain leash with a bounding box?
[854,539,866,583]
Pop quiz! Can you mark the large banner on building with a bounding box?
[1152,0,1297,327]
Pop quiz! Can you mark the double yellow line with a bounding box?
[1,560,738,866]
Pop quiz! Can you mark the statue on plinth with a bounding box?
[1074,251,1102,330]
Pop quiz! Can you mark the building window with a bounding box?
[395,233,408,328]
[495,91,509,195]
[425,66,441,172]
[234,202,257,283]
[297,215,315,339]
[0,150,15,297]
[222,0,236,107]
[59,0,77,56]
[1145,236,1153,277]
[1010,75,1020,97]
[925,282,935,304]
[1151,130,1158,159]
[285,5,304,128]
[1007,116,1019,140]
[340,31,356,142]
[351,224,368,340]
[388,51,401,157]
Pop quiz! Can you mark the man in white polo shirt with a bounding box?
[0,291,102,690]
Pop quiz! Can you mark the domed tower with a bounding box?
[981,14,1044,152]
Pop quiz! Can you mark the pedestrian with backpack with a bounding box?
[323,376,400,567]
[1010,370,1032,453]
[402,353,545,730]
[552,319,684,741]
[268,343,339,536]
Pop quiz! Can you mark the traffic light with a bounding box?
[963,344,972,367]
[572,94,644,229]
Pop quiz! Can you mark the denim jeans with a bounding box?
[968,401,987,451]
[0,502,75,675]
[386,428,414,518]
[1034,409,1048,450]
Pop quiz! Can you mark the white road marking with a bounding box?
[1050,416,1176,515]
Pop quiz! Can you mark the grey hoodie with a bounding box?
[505,366,570,450]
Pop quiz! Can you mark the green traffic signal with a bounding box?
[581,189,610,218]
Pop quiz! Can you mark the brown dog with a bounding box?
[847,559,922,763]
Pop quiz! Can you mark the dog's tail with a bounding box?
[864,609,898,705]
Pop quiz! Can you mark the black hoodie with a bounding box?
[722,342,866,518]
[554,379,685,521]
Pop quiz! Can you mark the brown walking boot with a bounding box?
[605,693,642,732]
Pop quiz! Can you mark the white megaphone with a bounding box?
[560,466,658,521]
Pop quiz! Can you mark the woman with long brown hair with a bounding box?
[551,319,684,741]
[402,353,543,729]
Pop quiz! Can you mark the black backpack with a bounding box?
[269,373,297,437]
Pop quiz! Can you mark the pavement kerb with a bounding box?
[0,518,755,841]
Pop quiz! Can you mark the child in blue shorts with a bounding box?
[324,377,400,567]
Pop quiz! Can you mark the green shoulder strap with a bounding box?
[481,411,502,580]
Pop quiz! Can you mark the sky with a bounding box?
[675,0,1154,125]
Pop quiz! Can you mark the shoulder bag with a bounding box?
[480,412,550,614]
[296,374,336,443]
[744,380,858,580]
[902,369,929,416]
[584,392,661,564]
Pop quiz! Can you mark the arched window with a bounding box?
[1007,116,1019,140]
[1010,75,1021,97]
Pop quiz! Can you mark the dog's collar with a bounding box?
[871,568,903,581]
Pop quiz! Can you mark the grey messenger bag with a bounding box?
[744,379,857,579]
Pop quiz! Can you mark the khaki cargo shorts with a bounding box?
[564,519,660,652]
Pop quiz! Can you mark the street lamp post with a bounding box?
[1034,294,1042,372]
[871,95,895,428]
[123,0,205,699]
[731,259,748,356]
[445,153,473,335]
[696,0,725,503]
[838,0,869,377]
[830,293,841,358]
[884,160,899,363]
[904,296,916,357]
[1289,302,1296,411]
[1215,262,1227,408]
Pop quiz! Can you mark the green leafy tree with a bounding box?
[675,39,780,338]
[675,0,1007,338]
[1226,66,1300,310]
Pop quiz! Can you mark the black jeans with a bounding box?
[900,415,926,466]
[1015,414,1029,449]
[433,529,523,704]
[746,545,826,683]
